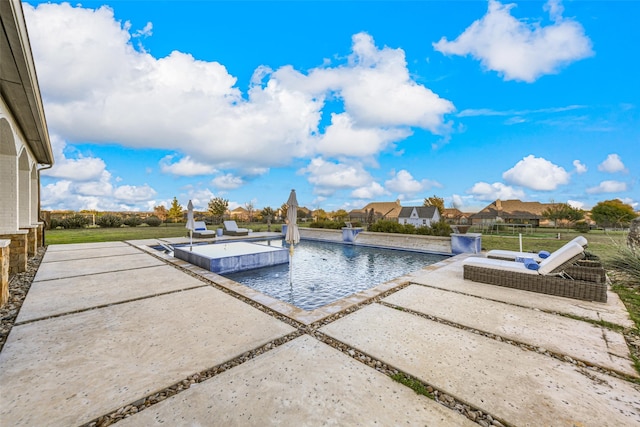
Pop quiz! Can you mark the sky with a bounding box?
[22,0,639,214]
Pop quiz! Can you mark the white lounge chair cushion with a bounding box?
[487,249,544,262]
[537,241,584,275]
[193,221,208,231]
[462,257,540,275]
[486,236,589,263]
[223,221,249,233]
[463,241,584,276]
[192,221,215,235]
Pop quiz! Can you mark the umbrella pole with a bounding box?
[190,230,193,251]
[289,244,294,284]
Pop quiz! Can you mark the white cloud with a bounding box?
[301,158,373,196]
[467,182,525,201]
[573,160,587,174]
[597,154,627,173]
[451,194,465,209]
[433,0,594,82]
[113,184,157,202]
[24,4,454,173]
[502,155,570,190]
[567,200,584,210]
[316,113,410,157]
[41,135,106,181]
[351,182,387,199]
[160,155,217,176]
[586,180,628,194]
[385,170,441,195]
[211,174,244,190]
[40,140,159,210]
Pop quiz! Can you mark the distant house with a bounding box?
[442,208,470,225]
[469,199,558,227]
[229,207,249,222]
[398,206,440,228]
[349,200,403,222]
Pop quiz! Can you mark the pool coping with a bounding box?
[132,238,458,326]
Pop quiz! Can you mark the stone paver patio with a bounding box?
[1,240,638,426]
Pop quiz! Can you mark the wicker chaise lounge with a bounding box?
[463,241,607,302]
[485,235,605,283]
[192,221,216,238]
[223,221,250,236]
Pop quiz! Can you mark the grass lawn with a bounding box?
[45,223,194,244]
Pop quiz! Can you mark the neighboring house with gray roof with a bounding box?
[398,206,440,228]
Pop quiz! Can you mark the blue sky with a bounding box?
[23,0,639,214]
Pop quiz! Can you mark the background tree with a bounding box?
[153,205,168,222]
[280,203,288,220]
[245,201,255,222]
[542,203,585,227]
[260,207,275,223]
[208,197,229,224]
[424,195,445,216]
[297,209,308,221]
[167,197,183,223]
[314,208,328,222]
[591,199,637,229]
[334,209,349,222]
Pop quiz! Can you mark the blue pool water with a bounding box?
[225,239,447,311]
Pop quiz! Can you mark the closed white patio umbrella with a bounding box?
[285,189,300,283]
[186,200,196,251]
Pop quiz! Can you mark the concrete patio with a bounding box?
[1,239,638,426]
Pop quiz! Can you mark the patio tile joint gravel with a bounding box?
[379,300,640,383]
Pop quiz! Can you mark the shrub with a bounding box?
[573,221,590,233]
[606,246,640,287]
[124,216,142,227]
[369,220,406,233]
[61,214,90,229]
[96,214,123,228]
[415,225,433,235]
[309,221,345,229]
[144,216,162,227]
[430,221,453,236]
[48,218,60,229]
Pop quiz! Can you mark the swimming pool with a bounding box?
[224,239,447,311]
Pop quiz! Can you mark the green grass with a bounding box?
[390,373,434,399]
[613,284,640,329]
[44,222,283,245]
[45,223,195,244]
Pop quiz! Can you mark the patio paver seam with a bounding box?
[13,284,209,326]
[410,279,630,333]
[309,328,511,427]
[378,300,639,383]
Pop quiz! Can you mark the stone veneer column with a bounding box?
[20,225,38,257]
[0,231,28,275]
[0,239,10,307]
[37,222,45,247]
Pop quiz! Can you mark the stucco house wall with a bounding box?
[0,0,54,305]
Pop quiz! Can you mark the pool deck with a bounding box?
[1,238,638,426]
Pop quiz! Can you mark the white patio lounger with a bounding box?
[486,236,588,262]
[223,220,250,236]
[192,221,216,238]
